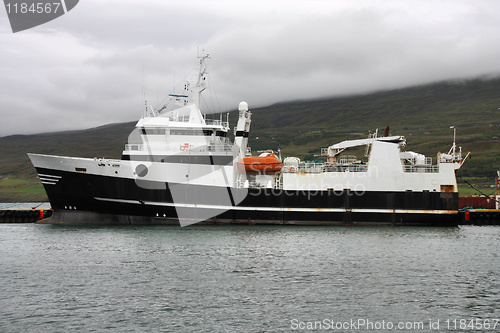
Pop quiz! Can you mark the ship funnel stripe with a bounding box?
[235,131,249,137]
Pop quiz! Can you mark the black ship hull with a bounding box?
[35,167,459,227]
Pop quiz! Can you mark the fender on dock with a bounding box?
[0,209,53,223]
[459,209,500,225]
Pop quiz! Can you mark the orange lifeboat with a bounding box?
[238,153,283,174]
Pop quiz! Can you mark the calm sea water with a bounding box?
[0,224,499,332]
[0,202,51,209]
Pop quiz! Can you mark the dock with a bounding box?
[0,208,499,225]
[459,209,500,226]
[0,209,53,223]
[458,195,500,225]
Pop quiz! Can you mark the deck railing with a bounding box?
[283,163,368,173]
[205,119,229,127]
[124,140,234,153]
[282,163,439,174]
[402,165,439,173]
[124,144,143,151]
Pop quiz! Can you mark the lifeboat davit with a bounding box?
[238,153,283,174]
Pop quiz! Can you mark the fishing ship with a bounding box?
[29,55,467,226]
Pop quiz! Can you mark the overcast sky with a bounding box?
[1,0,500,136]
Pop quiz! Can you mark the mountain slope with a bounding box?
[246,78,500,177]
[0,77,499,201]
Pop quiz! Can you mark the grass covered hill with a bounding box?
[1,77,499,201]
[0,123,135,201]
[0,123,134,178]
[247,78,500,177]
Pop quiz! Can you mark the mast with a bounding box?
[449,126,456,156]
[192,53,209,109]
[234,101,252,158]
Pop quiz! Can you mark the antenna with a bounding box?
[449,126,456,156]
[173,73,175,95]
[142,61,146,99]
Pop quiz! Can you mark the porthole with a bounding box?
[135,164,148,177]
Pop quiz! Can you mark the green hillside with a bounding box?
[248,78,500,177]
[0,123,135,202]
[1,78,499,202]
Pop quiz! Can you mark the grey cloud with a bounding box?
[1,0,500,136]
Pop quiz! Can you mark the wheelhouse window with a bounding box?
[141,128,166,135]
[170,129,203,136]
[215,131,227,137]
[168,129,227,136]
